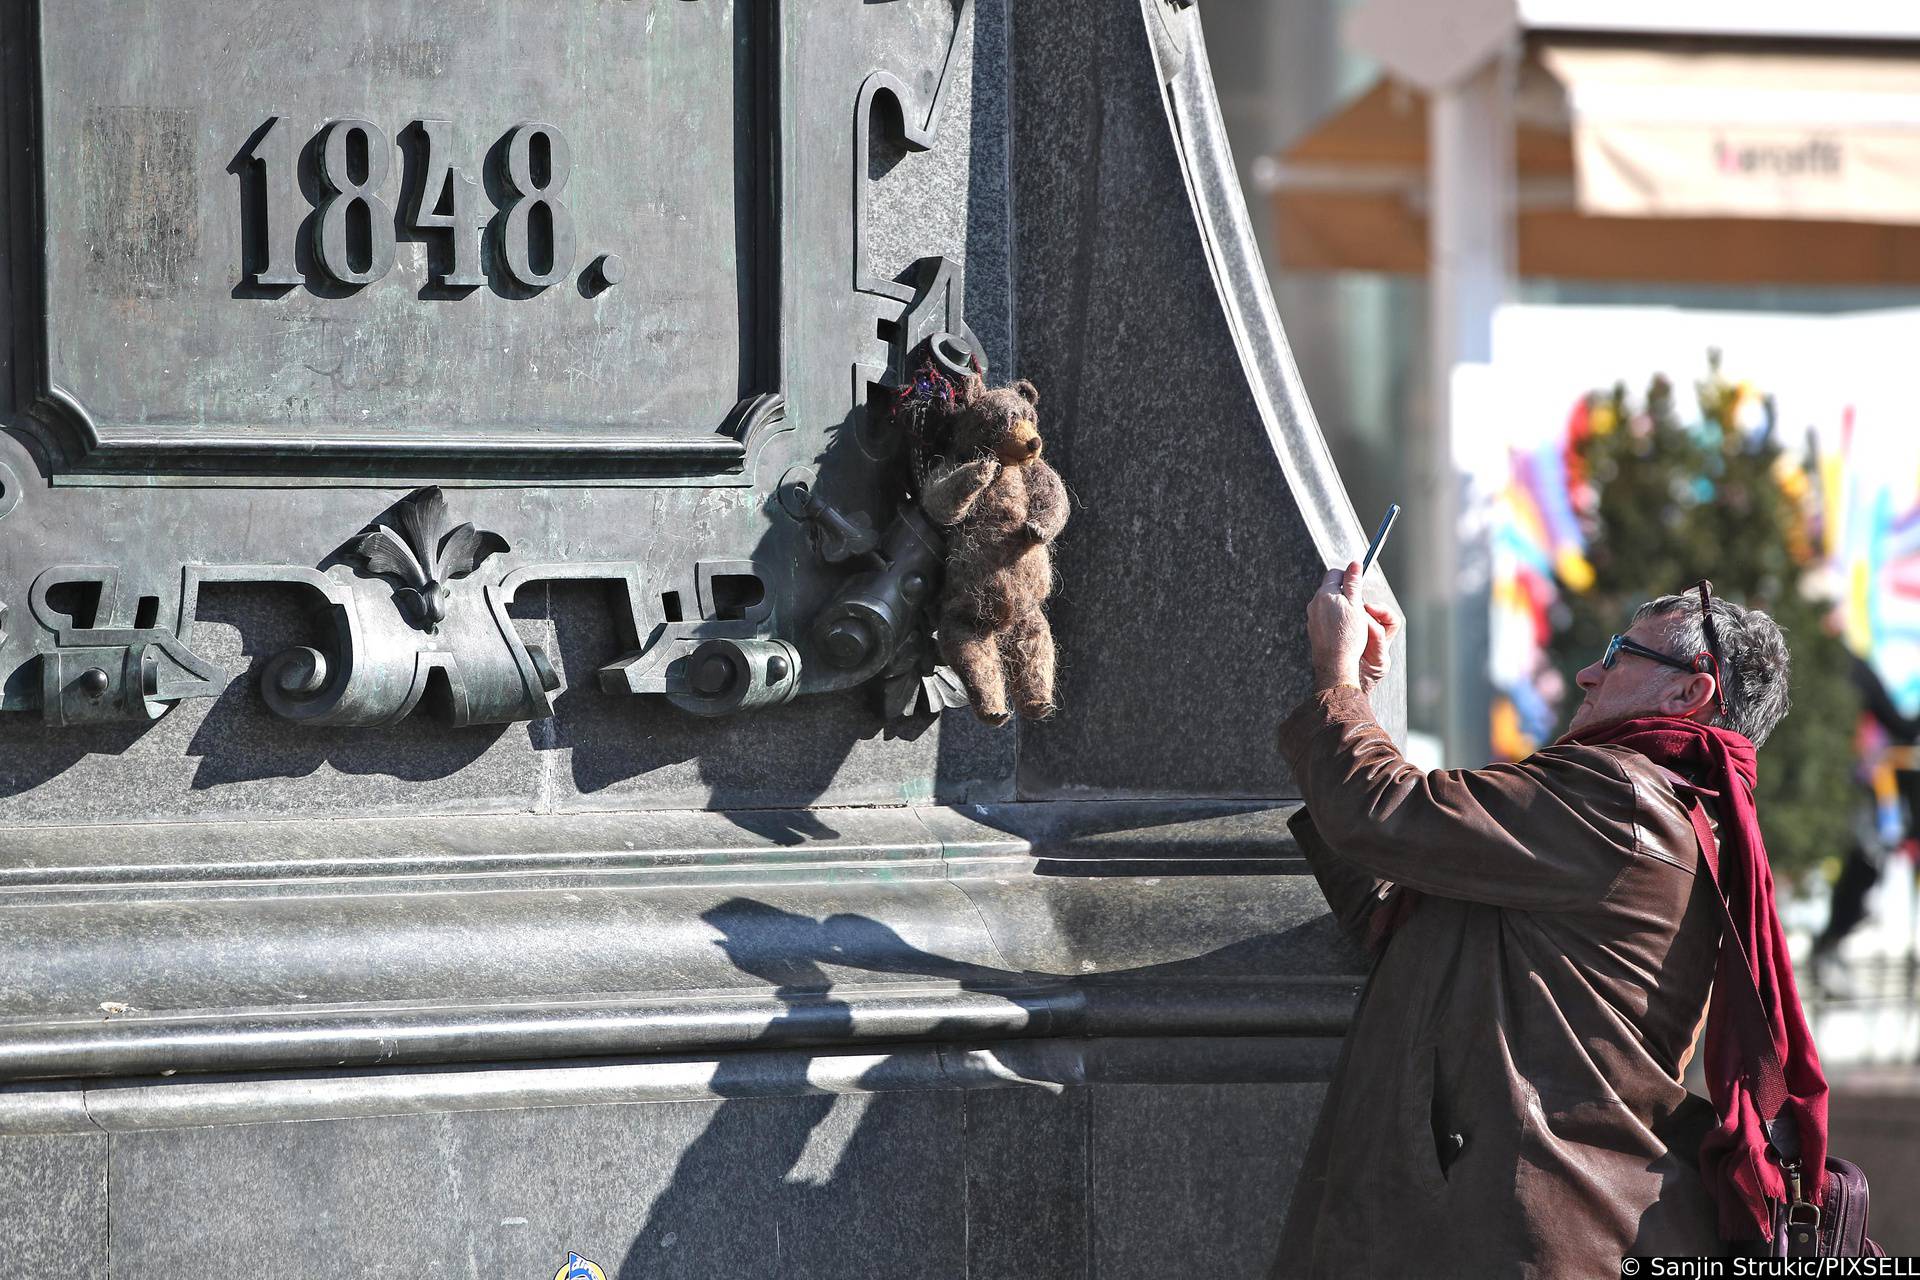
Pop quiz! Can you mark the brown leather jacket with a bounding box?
[1272,688,1724,1278]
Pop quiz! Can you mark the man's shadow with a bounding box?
[616,898,1049,1278]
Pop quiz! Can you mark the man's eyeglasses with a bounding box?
[1600,580,1731,718]
[1601,632,1699,674]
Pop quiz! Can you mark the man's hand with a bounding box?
[1359,589,1402,695]
[1308,562,1402,694]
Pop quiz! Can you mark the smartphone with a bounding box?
[1360,503,1400,573]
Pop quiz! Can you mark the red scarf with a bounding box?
[1565,716,1829,1240]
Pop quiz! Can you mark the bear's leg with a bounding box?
[941,612,1011,726]
[1005,607,1057,720]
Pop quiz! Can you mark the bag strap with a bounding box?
[1670,776,1828,1256]
[1660,768,1799,1161]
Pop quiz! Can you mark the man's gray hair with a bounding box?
[1632,593,1792,746]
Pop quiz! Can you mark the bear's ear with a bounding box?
[1013,379,1039,408]
[960,372,986,405]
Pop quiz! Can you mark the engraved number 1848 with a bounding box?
[239,115,586,293]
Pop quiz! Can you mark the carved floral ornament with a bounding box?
[11,468,973,731]
[346,488,508,634]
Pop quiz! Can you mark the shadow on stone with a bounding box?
[0,720,159,799]
[618,898,1037,1279]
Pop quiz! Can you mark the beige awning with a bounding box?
[1267,43,1920,284]
[1549,46,1920,222]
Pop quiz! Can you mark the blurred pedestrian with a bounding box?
[1272,565,1827,1276]
[1809,653,1920,996]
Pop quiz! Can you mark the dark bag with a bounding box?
[1788,1157,1882,1259]
[1675,783,1883,1259]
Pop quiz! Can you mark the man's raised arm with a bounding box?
[1284,563,1634,912]
[1281,686,1634,910]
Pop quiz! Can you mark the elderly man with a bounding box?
[1273,564,1827,1277]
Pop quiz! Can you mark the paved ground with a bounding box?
[1828,1066,1920,1253]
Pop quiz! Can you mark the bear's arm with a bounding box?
[1022,462,1069,543]
[920,456,1000,526]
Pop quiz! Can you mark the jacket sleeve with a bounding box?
[1287,805,1400,952]
[1278,687,1637,911]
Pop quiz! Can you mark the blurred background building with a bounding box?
[1205,0,1920,1249]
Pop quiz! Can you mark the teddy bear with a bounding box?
[918,374,1068,724]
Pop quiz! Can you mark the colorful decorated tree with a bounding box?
[1543,356,1858,884]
